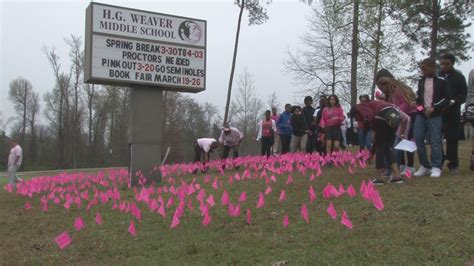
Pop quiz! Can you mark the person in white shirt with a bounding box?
[256,110,277,157]
[194,138,218,173]
[7,139,23,187]
[219,124,244,160]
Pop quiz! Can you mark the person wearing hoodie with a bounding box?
[277,104,293,154]
[290,105,308,152]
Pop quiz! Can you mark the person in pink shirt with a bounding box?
[351,100,409,185]
[320,95,345,156]
[376,77,417,175]
[257,110,277,157]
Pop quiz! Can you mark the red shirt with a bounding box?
[262,120,273,137]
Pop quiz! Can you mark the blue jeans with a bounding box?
[357,128,372,150]
[414,114,443,169]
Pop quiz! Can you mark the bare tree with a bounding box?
[267,91,280,110]
[66,35,84,168]
[229,69,263,155]
[285,1,351,101]
[27,91,40,163]
[8,77,33,146]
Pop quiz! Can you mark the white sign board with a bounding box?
[85,2,206,92]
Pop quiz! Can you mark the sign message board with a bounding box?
[85,2,206,92]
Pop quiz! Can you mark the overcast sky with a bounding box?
[1,0,473,129]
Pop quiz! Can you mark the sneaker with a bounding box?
[371,178,385,185]
[430,167,442,178]
[449,167,459,174]
[388,177,405,184]
[414,166,431,177]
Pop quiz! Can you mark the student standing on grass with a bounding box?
[356,95,372,152]
[413,58,451,178]
[277,104,293,154]
[271,107,280,154]
[290,106,308,152]
[439,54,468,174]
[314,95,327,155]
[7,139,23,187]
[376,77,417,175]
[466,69,474,171]
[302,96,316,153]
[194,138,219,173]
[351,100,409,185]
[257,110,277,157]
[320,95,345,156]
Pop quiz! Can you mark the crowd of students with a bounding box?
[194,54,474,183]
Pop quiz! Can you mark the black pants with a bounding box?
[306,131,316,153]
[280,134,291,154]
[222,145,239,160]
[374,119,396,169]
[194,143,204,162]
[261,136,273,157]
[443,107,461,169]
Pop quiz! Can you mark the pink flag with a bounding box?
[228,175,234,186]
[326,202,337,220]
[348,166,354,174]
[246,209,252,225]
[128,220,137,236]
[316,165,322,177]
[371,190,384,211]
[308,186,316,203]
[256,192,265,208]
[405,168,412,178]
[337,184,345,196]
[170,213,181,229]
[341,210,353,229]
[24,202,32,210]
[166,196,175,208]
[202,214,211,226]
[347,185,357,197]
[286,175,294,185]
[417,105,424,112]
[238,192,247,202]
[264,186,272,195]
[95,212,102,225]
[270,175,277,182]
[158,205,166,218]
[149,199,159,211]
[187,198,194,211]
[283,214,289,228]
[359,180,367,194]
[301,204,309,223]
[221,190,230,206]
[309,174,315,181]
[74,216,85,231]
[279,190,287,202]
[55,231,72,250]
[212,178,218,190]
[233,204,241,216]
[206,195,216,207]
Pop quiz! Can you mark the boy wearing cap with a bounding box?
[219,125,244,160]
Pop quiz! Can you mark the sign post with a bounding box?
[84,2,206,184]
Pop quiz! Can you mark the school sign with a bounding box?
[85,2,207,92]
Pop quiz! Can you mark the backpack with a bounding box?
[465,103,474,122]
[380,107,401,128]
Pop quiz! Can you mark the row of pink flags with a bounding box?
[4,151,383,250]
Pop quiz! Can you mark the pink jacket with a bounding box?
[320,106,345,127]
[389,90,416,114]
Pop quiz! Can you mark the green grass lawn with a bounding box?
[0,143,473,265]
